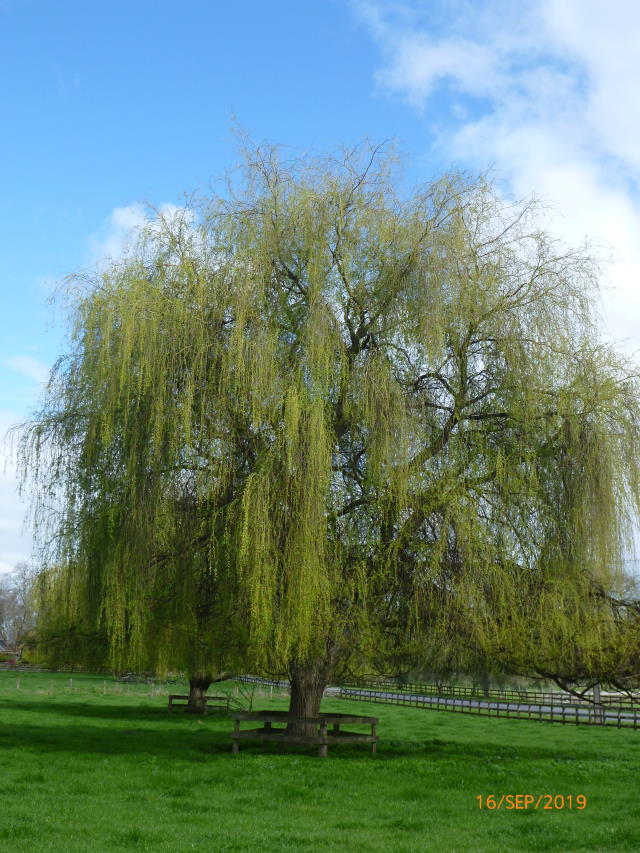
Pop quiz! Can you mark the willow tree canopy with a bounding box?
[20,143,640,683]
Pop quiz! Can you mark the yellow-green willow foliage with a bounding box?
[18,143,640,684]
[31,564,110,671]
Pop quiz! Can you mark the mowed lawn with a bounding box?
[0,672,639,852]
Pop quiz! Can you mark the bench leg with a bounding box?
[318,722,328,758]
[232,740,239,754]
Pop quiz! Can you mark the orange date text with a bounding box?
[476,794,587,810]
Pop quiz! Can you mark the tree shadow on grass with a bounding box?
[0,697,228,722]
[0,720,613,763]
[0,698,615,764]
[0,718,230,760]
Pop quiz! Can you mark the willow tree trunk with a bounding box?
[187,673,212,713]
[286,657,334,736]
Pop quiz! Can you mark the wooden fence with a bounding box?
[337,686,640,728]
[340,677,640,707]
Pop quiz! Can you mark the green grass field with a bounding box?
[1,671,638,852]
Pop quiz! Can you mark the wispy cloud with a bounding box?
[7,356,50,386]
[87,202,150,264]
[88,202,197,267]
[356,0,640,357]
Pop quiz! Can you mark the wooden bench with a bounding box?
[167,694,229,713]
[230,710,378,757]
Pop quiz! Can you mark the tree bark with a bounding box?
[286,657,334,736]
[187,673,212,713]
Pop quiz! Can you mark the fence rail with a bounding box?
[236,675,290,689]
[337,687,640,728]
[340,678,640,708]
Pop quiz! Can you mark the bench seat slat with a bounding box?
[231,731,379,745]
[230,711,376,725]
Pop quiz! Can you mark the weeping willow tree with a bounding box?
[19,142,640,725]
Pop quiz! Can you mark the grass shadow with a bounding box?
[0,718,231,759]
[0,697,627,765]
[0,698,231,721]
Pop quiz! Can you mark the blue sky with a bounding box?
[2,0,640,572]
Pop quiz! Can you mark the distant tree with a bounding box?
[19,142,640,729]
[0,562,38,656]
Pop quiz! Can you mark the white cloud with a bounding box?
[88,202,149,264]
[7,356,50,386]
[357,0,640,358]
[88,202,197,267]
[375,32,500,107]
